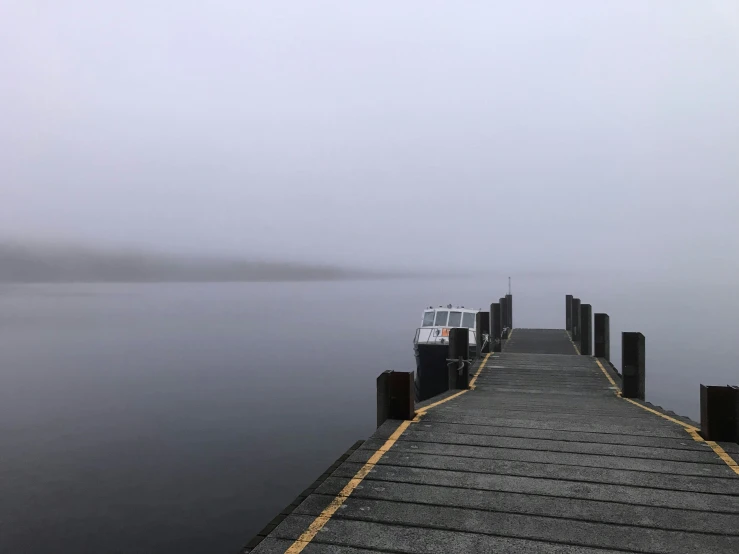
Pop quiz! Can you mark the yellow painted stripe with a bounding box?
[689,429,739,476]
[686,427,704,442]
[594,358,739,475]
[594,359,700,431]
[415,352,490,414]
[568,333,580,355]
[706,441,739,475]
[285,353,492,551]
[687,427,739,476]
[594,358,618,390]
[468,352,491,390]
[621,396,700,431]
[412,352,491,421]
[284,419,412,553]
[413,390,468,418]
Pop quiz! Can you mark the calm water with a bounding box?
[1,278,736,553]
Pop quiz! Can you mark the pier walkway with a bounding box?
[246,329,739,553]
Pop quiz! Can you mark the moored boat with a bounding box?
[413,304,482,401]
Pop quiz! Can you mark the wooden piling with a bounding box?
[500,297,509,338]
[566,294,573,332]
[580,304,592,356]
[622,332,645,400]
[476,311,490,354]
[490,303,502,352]
[448,328,470,390]
[571,298,581,344]
[594,313,610,360]
[376,370,415,427]
[700,385,738,442]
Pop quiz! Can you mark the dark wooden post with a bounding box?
[448,328,470,390]
[476,311,490,354]
[566,294,573,332]
[594,313,610,360]
[580,304,592,356]
[571,298,581,344]
[622,332,645,400]
[499,297,508,338]
[700,385,738,442]
[490,303,502,352]
[506,294,513,330]
[377,370,415,427]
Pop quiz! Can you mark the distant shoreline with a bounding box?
[0,241,401,284]
[0,275,411,285]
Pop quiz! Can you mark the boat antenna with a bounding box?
[508,276,511,296]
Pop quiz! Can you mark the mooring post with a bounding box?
[506,293,513,330]
[376,370,415,428]
[490,303,502,352]
[621,332,645,400]
[566,294,573,332]
[580,304,592,356]
[499,297,508,339]
[571,298,581,345]
[700,385,738,442]
[448,328,470,390]
[476,311,490,354]
[594,313,610,360]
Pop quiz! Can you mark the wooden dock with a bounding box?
[245,327,739,553]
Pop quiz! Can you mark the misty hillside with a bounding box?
[0,242,368,283]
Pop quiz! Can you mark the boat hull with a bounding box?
[414,343,477,401]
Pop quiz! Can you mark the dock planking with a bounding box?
[247,329,739,554]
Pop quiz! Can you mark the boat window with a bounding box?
[462,312,476,328]
[448,311,462,327]
[434,311,448,326]
[422,311,435,326]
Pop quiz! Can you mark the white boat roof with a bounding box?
[424,305,480,312]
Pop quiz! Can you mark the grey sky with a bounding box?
[2,1,738,276]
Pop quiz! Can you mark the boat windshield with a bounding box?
[422,311,435,326]
[434,311,449,326]
[448,311,462,327]
[462,312,476,328]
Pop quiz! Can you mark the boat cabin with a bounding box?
[421,305,478,330]
[414,304,480,346]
